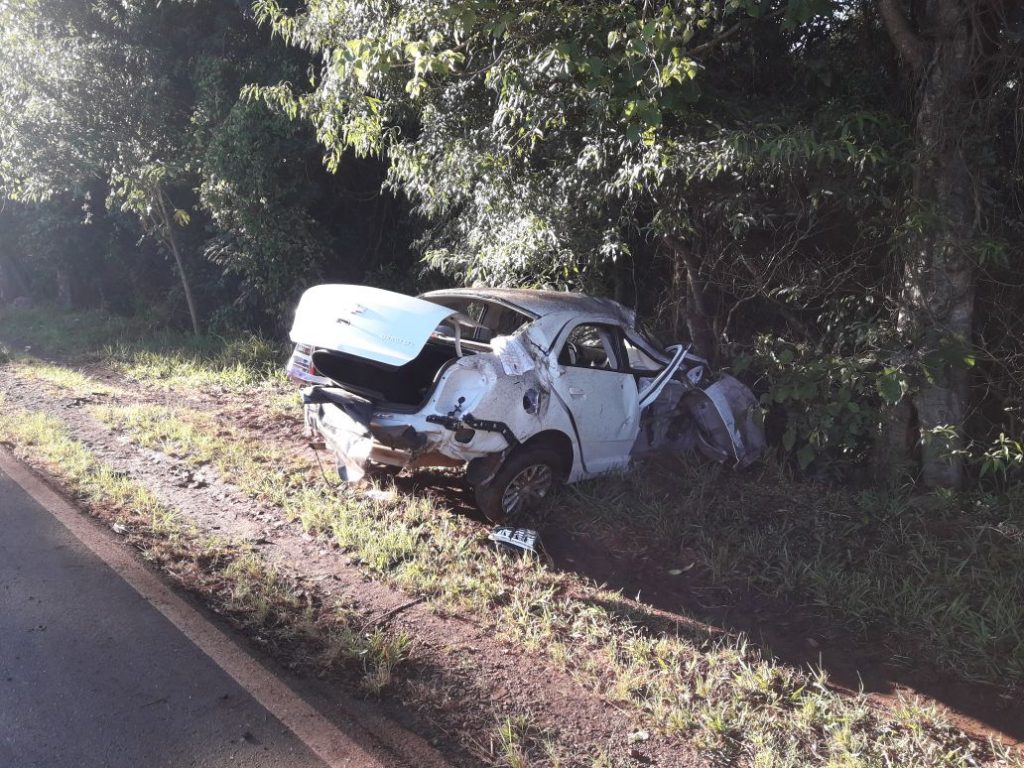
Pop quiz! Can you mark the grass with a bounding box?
[0,396,409,690]
[9,357,115,397]
[0,333,114,398]
[90,400,1024,767]
[4,305,1024,765]
[0,303,287,392]
[560,460,1024,686]
[104,335,285,391]
[489,715,547,768]
[0,304,146,356]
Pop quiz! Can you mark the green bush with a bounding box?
[733,336,902,474]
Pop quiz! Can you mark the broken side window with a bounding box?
[558,324,621,370]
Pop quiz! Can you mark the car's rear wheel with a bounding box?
[474,445,566,524]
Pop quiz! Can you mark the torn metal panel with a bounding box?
[303,387,375,481]
[490,334,535,375]
[688,374,766,467]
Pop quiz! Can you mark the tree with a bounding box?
[250,0,859,328]
[877,0,1022,487]
[253,0,1022,486]
[0,0,202,332]
[1,0,415,331]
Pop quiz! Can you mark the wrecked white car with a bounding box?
[289,284,764,520]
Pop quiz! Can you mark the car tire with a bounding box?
[473,444,566,524]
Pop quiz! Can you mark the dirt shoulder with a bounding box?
[0,364,697,767]
[1,333,1021,768]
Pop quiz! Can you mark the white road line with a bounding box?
[0,452,393,768]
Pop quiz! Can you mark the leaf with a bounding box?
[173,209,190,226]
[797,444,816,470]
[782,427,796,451]
[876,373,903,405]
[458,7,476,34]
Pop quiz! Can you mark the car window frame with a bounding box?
[555,321,631,373]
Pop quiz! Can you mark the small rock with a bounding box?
[112,523,128,535]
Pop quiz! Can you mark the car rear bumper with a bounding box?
[303,386,512,481]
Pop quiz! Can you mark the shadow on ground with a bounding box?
[391,466,1024,748]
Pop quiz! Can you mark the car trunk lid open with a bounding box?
[289,284,457,368]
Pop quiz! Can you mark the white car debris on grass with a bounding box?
[288,284,765,520]
[487,527,542,555]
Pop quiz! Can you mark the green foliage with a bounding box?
[197,95,335,313]
[0,0,190,207]
[736,338,894,472]
[0,0,415,327]
[250,0,879,289]
[977,434,1024,485]
[567,462,1024,687]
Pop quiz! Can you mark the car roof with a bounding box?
[420,287,636,326]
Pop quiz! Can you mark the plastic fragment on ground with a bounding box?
[488,526,541,555]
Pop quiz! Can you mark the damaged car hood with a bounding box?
[289,284,457,367]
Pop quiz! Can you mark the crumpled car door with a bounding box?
[550,323,640,475]
[636,344,689,410]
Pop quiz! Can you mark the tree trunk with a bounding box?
[872,399,914,484]
[0,253,28,303]
[56,266,73,310]
[154,187,200,336]
[612,250,633,306]
[666,237,718,364]
[0,262,10,303]
[881,0,978,489]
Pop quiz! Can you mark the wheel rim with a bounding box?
[500,463,554,516]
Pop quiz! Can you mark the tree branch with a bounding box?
[878,0,927,74]
[689,9,784,58]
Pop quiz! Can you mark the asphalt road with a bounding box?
[0,467,329,768]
